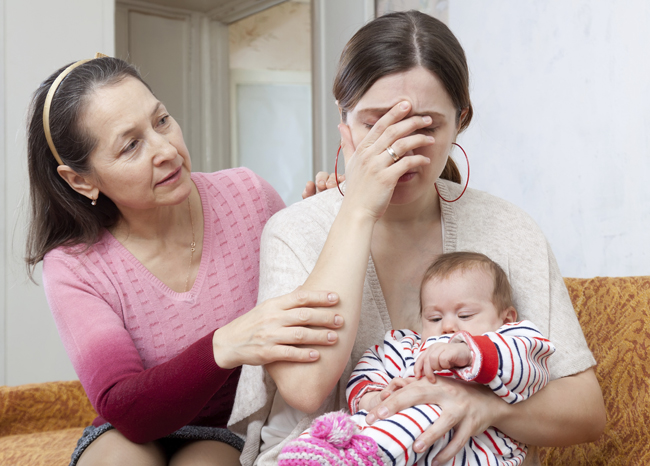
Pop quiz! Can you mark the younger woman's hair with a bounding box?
[420,252,514,312]
[26,57,151,278]
[333,10,473,183]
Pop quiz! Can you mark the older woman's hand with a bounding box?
[302,172,345,199]
[211,288,344,369]
[364,376,507,465]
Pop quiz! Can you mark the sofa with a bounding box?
[0,276,649,465]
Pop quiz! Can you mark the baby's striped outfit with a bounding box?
[280,321,554,466]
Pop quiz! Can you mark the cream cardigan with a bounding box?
[229,179,595,466]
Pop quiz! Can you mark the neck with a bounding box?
[111,184,199,244]
[378,183,442,230]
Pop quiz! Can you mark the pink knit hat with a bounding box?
[278,411,388,466]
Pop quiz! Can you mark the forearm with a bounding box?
[493,368,605,446]
[266,203,376,412]
[96,332,235,443]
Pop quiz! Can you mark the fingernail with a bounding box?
[328,293,338,302]
[400,101,409,110]
[414,441,425,452]
[423,116,432,124]
[327,332,336,342]
[427,136,435,142]
[334,315,343,326]
[365,413,376,424]
[377,406,388,418]
[309,351,318,359]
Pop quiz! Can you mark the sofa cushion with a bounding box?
[0,427,84,466]
[541,276,650,465]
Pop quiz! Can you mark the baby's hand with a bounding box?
[414,342,472,383]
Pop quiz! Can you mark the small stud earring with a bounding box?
[91,198,97,206]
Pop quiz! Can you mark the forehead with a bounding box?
[424,266,495,297]
[351,66,456,118]
[82,77,159,139]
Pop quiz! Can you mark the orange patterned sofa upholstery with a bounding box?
[540,276,650,465]
[0,277,648,465]
[0,380,96,466]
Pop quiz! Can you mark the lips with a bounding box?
[398,172,417,183]
[157,166,182,186]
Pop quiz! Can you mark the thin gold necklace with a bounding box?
[184,197,196,293]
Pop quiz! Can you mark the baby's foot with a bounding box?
[278,411,388,466]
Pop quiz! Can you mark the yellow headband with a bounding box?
[42,52,108,165]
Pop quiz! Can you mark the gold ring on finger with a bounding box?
[386,145,400,163]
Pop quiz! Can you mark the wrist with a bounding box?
[212,328,237,369]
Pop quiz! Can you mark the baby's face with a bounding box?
[420,267,511,339]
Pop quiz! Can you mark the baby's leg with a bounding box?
[355,405,449,466]
[278,406,448,466]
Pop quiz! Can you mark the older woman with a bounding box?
[26,57,344,466]
[230,11,605,466]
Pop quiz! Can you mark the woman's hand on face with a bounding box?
[338,100,435,220]
[364,376,506,464]
[211,288,344,369]
[302,172,345,199]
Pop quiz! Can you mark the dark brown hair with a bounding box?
[333,10,473,183]
[25,57,151,278]
[420,252,514,312]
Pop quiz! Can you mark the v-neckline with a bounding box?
[103,173,212,300]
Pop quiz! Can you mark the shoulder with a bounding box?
[42,235,121,303]
[194,168,285,220]
[439,179,547,251]
[263,186,343,243]
[441,179,541,232]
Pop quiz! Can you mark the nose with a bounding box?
[151,132,177,166]
[441,317,458,335]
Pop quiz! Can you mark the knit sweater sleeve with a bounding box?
[449,321,555,404]
[43,252,236,444]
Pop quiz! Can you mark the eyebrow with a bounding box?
[111,102,164,149]
[356,107,447,120]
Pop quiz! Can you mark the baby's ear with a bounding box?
[501,306,518,324]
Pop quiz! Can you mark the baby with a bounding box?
[279,252,555,466]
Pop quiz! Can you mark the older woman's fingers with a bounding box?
[326,173,338,189]
[276,288,339,310]
[314,171,330,192]
[302,181,317,199]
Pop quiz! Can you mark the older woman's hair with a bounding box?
[25,57,150,277]
[333,10,473,184]
[420,252,514,312]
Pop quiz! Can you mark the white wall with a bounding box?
[1,0,115,385]
[449,1,650,278]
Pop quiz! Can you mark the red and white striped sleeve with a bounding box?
[346,330,419,413]
[449,320,555,404]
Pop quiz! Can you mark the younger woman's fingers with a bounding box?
[353,101,412,152]
[370,115,433,156]
[416,415,469,459]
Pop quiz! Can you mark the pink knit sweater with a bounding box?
[43,169,284,443]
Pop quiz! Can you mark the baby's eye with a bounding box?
[459,314,475,320]
[429,317,442,323]
[417,127,437,135]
